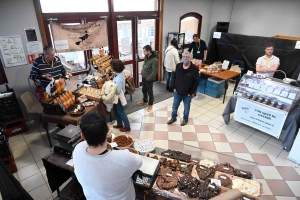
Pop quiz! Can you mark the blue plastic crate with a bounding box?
[197,85,205,94]
[205,87,225,98]
[206,77,225,89]
[205,77,225,98]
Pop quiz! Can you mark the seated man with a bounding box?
[73,111,142,200]
[256,44,280,77]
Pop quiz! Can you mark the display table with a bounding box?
[41,102,109,147]
[222,96,300,151]
[43,141,259,199]
[200,69,240,103]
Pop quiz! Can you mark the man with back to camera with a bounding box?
[256,44,280,77]
[137,45,158,112]
[73,111,143,200]
[29,46,72,90]
[188,34,208,62]
[167,51,199,126]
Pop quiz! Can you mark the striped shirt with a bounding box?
[30,56,66,89]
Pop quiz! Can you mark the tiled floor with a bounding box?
[8,82,300,200]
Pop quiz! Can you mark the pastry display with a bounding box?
[232,179,260,197]
[81,101,96,107]
[218,174,232,188]
[76,95,88,104]
[69,104,85,115]
[215,162,234,175]
[234,169,253,179]
[112,134,133,148]
[77,86,101,102]
[161,150,191,162]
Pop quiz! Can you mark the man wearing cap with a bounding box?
[188,34,208,61]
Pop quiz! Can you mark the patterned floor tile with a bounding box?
[181,132,197,141]
[211,133,228,142]
[155,111,168,117]
[266,180,294,196]
[129,122,142,131]
[251,154,274,166]
[214,142,233,153]
[234,153,254,162]
[140,123,155,131]
[276,167,300,181]
[256,179,273,195]
[181,125,195,132]
[198,141,216,152]
[275,197,297,200]
[261,143,283,158]
[183,141,199,148]
[286,181,300,197]
[153,131,169,140]
[195,132,212,141]
[168,132,183,141]
[129,130,140,139]
[245,135,267,149]
[154,117,168,124]
[194,125,210,133]
[258,166,283,180]
[142,117,155,123]
[139,131,154,139]
[230,143,249,153]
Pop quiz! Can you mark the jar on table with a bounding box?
[246,93,252,99]
[276,102,283,109]
[270,100,277,107]
[251,95,258,101]
[256,96,264,103]
[263,97,270,105]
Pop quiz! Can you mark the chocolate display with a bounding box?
[199,182,221,200]
[161,149,191,162]
[156,168,179,192]
[215,162,234,175]
[218,174,232,188]
[234,169,253,179]
[195,165,215,181]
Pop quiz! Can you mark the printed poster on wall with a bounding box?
[50,20,108,53]
[0,35,27,67]
[234,98,287,138]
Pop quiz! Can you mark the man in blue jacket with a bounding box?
[167,51,200,126]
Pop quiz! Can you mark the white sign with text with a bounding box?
[234,98,287,138]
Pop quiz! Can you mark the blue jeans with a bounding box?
[166,72,173,89]
[171,92,193,121]
[113,99,130,128]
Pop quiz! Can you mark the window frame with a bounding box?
[179,12,202,49]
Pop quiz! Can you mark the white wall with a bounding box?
[0,0,43,116]
[209,0,300,38]
[162,0,213,52]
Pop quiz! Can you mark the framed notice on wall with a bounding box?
[0,35,27,67]
[234,98,288,138]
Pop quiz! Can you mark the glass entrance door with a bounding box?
[115,18,157,87]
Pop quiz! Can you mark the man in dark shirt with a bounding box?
[167,52,200,126]
[29,46,72,90]
[188,34,207,61]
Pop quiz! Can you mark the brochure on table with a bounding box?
[234,75,300,138]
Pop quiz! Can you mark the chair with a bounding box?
[125,76,135,102]
[230,60,245,92]
[20,91,43,125]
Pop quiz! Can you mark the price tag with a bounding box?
[248,83,254,88]
[220,176,227,179]
[280,91,289,97]
[210,179,221,186]
[208,184,215,189]
[240,171,247,175]
[273,89,282,95]
[109,142,118,148]
[261,85,267,91]
[288,93,296,99]
[253,84,261,90]
[266,87,274,93]
[223,167,229,170]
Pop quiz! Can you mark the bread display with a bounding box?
[77,86,101,102]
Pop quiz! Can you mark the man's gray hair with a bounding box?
[182,51,191,58]
[43,46,55,55]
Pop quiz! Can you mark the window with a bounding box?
[114,0,158,11]
[147,26,154,37]
[39,0,109,13]
[179,12,202,45]
[138,28,143,38]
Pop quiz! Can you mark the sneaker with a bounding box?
[167,118,177,125]
[137,100,147,105]
[147,105,153,112]
[113,124,123,129]
[120,127,131,132]
[181,120,188,126]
